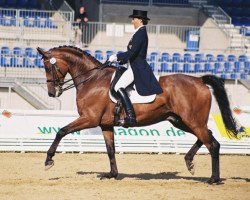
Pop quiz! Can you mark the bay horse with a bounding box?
[37,46,238,184]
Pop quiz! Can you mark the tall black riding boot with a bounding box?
[117,88,136,127]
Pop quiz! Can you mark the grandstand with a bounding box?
[0,0,250,110]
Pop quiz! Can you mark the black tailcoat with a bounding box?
[117,26,163,96]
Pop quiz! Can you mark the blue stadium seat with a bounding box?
[22,57,32,67]
[230,73,238,80]
[227,54,236,62]
[214,62,223,73]
[33,18,46,28]
[172,53,181,62]
[184,63,194,73]
[0,56,10,67]
[194,63,204,72]
[206,54,215,62]
[240,73,247,80]
[159,63,170,72]
[94,50,103,60]
[204,63,212,72]
[1,46,10,55]
[2,17,16,26]
[220,73,228,79]
[234,61,241,73]
[23,17,34,27]
[183,53,192,63]
[149,62,156,71]
[45,19,57,29]
[13,47,22,56]
[106,50,114,60]
[244,61,250,69]
[34,58,43,68]
[217,54,225,62]
[0,15,4,26]
[194,53,203,62]
[172,63,182,72]
[224,62,233,72]
[148,52,159,62]
[238,55,247,62]
[10,57,21,67]
[25,47,35,57]
[160,52,171,62]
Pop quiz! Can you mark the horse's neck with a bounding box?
[69,57,98,79]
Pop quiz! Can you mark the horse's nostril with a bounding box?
[48,92,55,97]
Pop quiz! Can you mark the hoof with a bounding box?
[207,177,222,185]
[100,172,118,180]
[45,159,54,171]
[185,160,195,175]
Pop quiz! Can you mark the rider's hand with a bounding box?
[108,54,117,63]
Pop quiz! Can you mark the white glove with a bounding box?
[108,54,117,63]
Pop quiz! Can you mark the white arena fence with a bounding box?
[0,109,249,154]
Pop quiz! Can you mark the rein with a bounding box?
[43,56,107,92]
[62,66,103,91]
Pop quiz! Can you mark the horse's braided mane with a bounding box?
[50,45,102,66]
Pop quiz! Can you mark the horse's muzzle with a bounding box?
[48,92,55,97]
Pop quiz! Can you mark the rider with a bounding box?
[108,9,163,127]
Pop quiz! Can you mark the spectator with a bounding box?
[75,6,89,47]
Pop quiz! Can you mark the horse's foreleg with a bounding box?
[101,127,118,179]
[45,126,69,170]
[184,139,203,175]
[45,117,89,170]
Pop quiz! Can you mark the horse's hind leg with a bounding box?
[101,127,118,179]
[184,139,203,175]
[194,128,221,184]
[207,130,221,184]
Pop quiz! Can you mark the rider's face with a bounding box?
[131,18,143,29]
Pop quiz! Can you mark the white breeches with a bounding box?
[114,64,134,92]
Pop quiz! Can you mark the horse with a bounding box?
[37,45,238,184]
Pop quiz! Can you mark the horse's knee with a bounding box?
[56,127,68,138]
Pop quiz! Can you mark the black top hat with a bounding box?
[129,9,150,21]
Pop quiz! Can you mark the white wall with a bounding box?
[1,81,250,112]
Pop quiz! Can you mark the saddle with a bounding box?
[109,67,157,125]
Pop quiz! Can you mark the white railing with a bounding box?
[0,109,249,154]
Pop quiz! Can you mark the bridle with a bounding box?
[42,52,105,96]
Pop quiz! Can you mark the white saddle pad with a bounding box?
[109,72,159,104]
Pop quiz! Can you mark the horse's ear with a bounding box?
[37,47,49,58]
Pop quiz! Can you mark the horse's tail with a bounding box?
[201,75,238,139]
